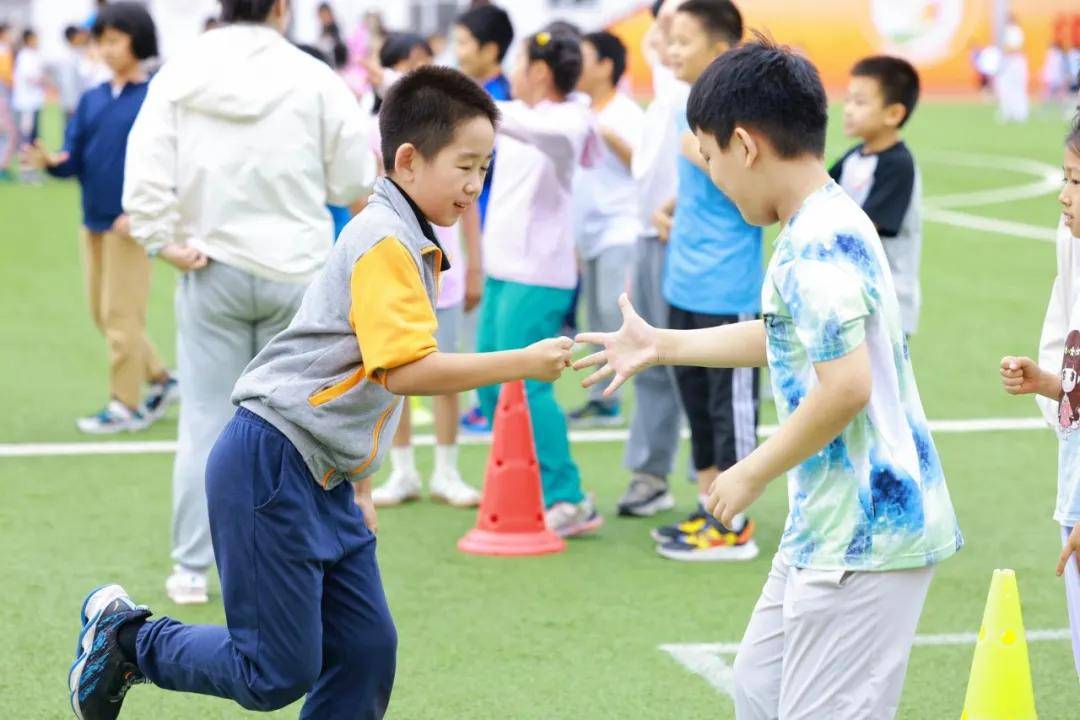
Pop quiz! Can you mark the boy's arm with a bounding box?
[600,125,633,169]
[679,130,708,172]
[494,100,575,162]
[707,343,872,526]
[351,236,572,397]
[123,72,180,255]
[574,294,767,396]
[461,204,483,312]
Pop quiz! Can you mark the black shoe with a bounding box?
[650,507,710,543]
[69,585,151,720]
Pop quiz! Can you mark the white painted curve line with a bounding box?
[923,151,1062,209]
[661,628,1070,699]
[923,207,1058,242]
[0,416,1051,458]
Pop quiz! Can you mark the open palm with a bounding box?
[573,293,660,397]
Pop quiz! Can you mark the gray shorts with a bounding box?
[435,303,463,352]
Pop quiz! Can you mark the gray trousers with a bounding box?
[623,233,685,480]
[172,261,306,572]
[581,243,633,403]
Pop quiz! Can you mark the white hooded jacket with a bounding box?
[123,24,374,284]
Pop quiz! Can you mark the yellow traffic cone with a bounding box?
[960,569,1037,720]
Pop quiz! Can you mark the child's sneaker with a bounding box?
[76,401,149,435]
[616,474,676,517]
[140,376,179,424]
[164,565,209,606]
[459,406,491,433]
[372,468,422,507]
[545,494,604,538]
[70,584,151,720]
[567,399,622,427]
[429,468,481,508]
[655,516,759,562]
[650,507,710,543]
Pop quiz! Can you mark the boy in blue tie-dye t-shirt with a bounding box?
[574,40,961,719]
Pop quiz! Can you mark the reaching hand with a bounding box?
[573,293,659,397]
[525,336,574,382]
[111,214,131,237]
[704,467,766,528]
[1058,523,1080,577]
[20,140,68,170]
[464,267,483,312]
[159,243,209,272]
[999,356,1044,396]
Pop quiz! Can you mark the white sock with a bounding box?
[435,444,458,476]
[730,513,747,532]
[697,493,710,509]
[390,446,416,475]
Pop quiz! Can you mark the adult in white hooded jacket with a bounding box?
[122,0,374,604]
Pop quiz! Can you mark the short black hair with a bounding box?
[295,43,329,66]
[219,0,277,23]
[455,4,514,62]
[379,33,432,69]
[22,29,36,43]
[92,2,158,59]
[1068,111,1080,156]
[851,55,921,128]
[651,0,664,18]
[583,31,627,87]
[676,0,743,46]
[380,66,500,169]
[526,30,582,96]
[64,25,82,43]
[687,37,827,159]
[544,20,582,39]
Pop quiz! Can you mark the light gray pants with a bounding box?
[171,261,306,572]
[581,243,633,404]
[1061,525,1080,677]
[623,233,685,480]
[733,552,934,720]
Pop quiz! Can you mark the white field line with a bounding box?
[660,628,1070,698]
[921,151,1061,241]
[0,416,1050,458]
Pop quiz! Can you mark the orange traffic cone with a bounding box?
[457,381,566,557]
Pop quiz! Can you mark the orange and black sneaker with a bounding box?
[656,515,759,562]
[650,508,710,544]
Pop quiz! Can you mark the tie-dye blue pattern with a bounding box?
[762,182,962,572]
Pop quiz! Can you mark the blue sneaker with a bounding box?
[459,406,491,433]
[76,401,149,435]
[69,585,151,720]
[567,399,622,427]
[140,375,179,423]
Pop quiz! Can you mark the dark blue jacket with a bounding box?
[48,80,149,232]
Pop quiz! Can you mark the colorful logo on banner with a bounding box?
[868,0,966,65]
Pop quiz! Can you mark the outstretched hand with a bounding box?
[573,293,659,397]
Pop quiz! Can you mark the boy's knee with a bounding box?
[242,662,321,712]
[732,649,775,709]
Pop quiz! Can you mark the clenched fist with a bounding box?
[524,336,574,382]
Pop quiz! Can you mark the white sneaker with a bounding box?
[165,565,209,605]
[429,468,481,508]
[545,493,604,538]
[371,468,422,507]
[76,400,149,435]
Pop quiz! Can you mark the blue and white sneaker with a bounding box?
[140,376,179,424]
[69,584,151,720]
[75,401,149,435]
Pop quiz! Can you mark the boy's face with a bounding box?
[843,75,905,139]
[96,28,138,74]
[1061,146,1080,237]
[577,40,611,95]
[696,128,777,227]
[668,12,727,84]
[453,25,498,80]
[398,116,495,227]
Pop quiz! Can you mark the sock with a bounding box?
[730,512,747,532]
[117,618,147,665]
[390,446,416,475]
[434,444,458,476]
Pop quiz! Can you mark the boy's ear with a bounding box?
[732,126,758,168]
[883,102,908,129]
[479,40,499,66]
[392,143,421,180]
[712,39,731,58]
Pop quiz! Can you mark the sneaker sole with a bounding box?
[555,514,604,538]
[430,493,480,508]
[75,420,151,435]
[568,415,623,428]
[70,593,118,720]
[372,492,421,508]
[656,538,760,562]
[618,491,677,518]
[167,590,209,606]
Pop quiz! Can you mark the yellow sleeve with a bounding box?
[350,236,438,386]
